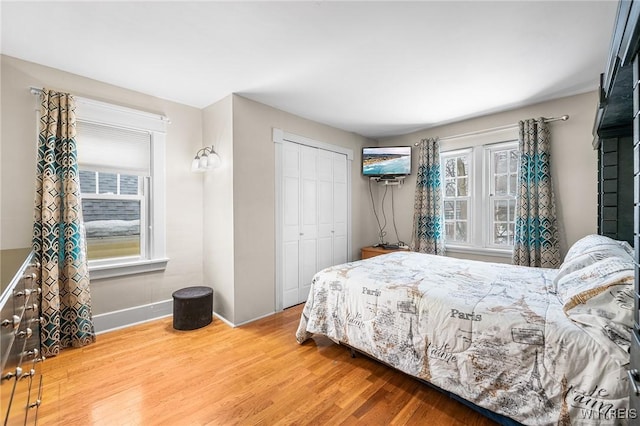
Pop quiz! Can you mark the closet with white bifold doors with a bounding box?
[281,140,348,309]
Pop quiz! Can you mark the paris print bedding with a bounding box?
[296,235,635,425]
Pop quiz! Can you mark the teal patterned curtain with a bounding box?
[512,118,561,268]
[32,89,95,357]
[410,138,445,254]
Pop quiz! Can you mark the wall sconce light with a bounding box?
[191,145,221,172]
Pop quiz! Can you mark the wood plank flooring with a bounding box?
[37,304,497,425]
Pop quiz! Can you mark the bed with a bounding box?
[296,234,635,425]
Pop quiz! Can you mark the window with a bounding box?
[440,140,518,255]
[79,171,146,260]
[487,145,518,247]
[74,97,168,279]
[442,150,471,244]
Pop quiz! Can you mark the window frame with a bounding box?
[484,141,519,250]
[441,148,473,246]
[440,136,518,258]
[79,171,148,263]
[75,97,169,279]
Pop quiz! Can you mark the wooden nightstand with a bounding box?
[361,245,409,259]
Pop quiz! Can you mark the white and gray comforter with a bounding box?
[296,245,633,425]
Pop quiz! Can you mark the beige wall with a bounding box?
[0,55,379,327]
[379,91,599,262]
[0,54,601,327]
[229,94,378,324]
[202,95,235,322]
[0,55,205,316]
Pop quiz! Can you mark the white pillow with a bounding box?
[562,234,633,265]
[555,246,634,365]
[554,234,634,292]
[556,255,634,308]
[563,282,634,365]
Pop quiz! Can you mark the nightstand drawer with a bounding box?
[361,246,409,259]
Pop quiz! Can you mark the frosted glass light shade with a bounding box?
[191,146,221,172]
[207,152,221,169]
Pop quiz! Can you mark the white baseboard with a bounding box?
[213,310,276,328]
[93,302,277,334]
[93,299,173,334]
[213,312,235,328]
[235,311,276,327]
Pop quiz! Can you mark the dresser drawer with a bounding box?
[0,372,17,425]
[6,366,35,426]
[0,251,42,425]
[0,296,19,372]
[24,375,42,425]
[361,245,409,259]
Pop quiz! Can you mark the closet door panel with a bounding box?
[333,235,347,265]
[282,176,300,242]
[299,145,318,303]
[317,152,333,180]
[318,181,333,235]
[300,239,317,302]
[333,181,347,235]
[317,239,333,271]
[282,241,300,308]
[280,140,349,308]
[333,152,347,181]
[301,146,318,239]
[317,179,333,272]
[282,143,300,242]
[301,179,317,238]
[282,142,301,308]
[317,149,334,271]
[333,153,348,264]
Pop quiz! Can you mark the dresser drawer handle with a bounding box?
[1,314,20,329]
[25,303,38,312]
[23,272,37,281]
[14,288,33,298]
[28,399,41,409]
[2,366,22,381]
[23,348,39,359]
[19,368,35,380]
[28,316,43,326]
[17,327,32,339]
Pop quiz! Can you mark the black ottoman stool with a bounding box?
[172,286,213,330]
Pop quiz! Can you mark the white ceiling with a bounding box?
[0,1,619,139]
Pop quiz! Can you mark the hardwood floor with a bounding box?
[37,304,497,425]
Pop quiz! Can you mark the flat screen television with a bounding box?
[362,146,412,178]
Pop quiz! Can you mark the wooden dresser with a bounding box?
[361,245,409,259]
[0,249,44,424]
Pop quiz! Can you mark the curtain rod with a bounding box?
[29,86,171,123]
[414,115,570,146]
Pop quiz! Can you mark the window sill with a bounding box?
[88,258,169,280]
[445,245,513,259]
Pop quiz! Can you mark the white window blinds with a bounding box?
[76,121,151,176]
